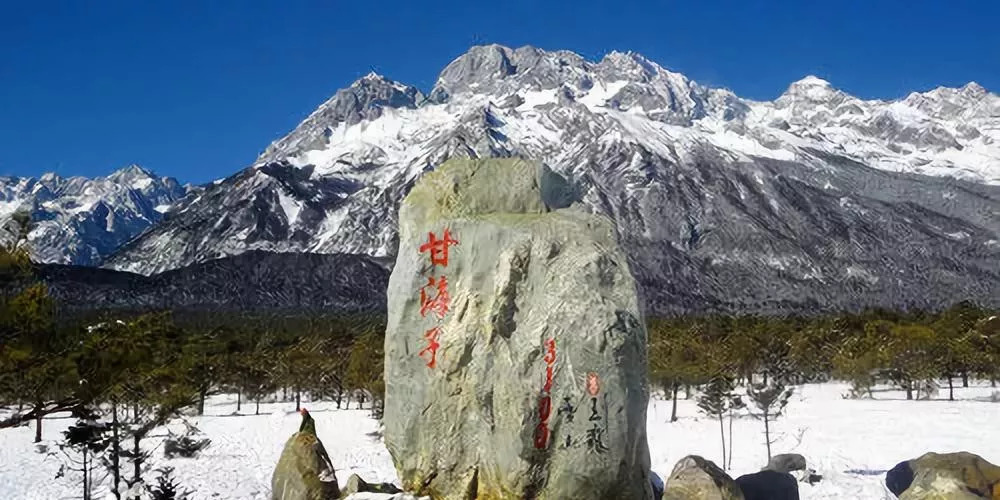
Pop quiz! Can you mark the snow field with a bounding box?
[2,381,999,499]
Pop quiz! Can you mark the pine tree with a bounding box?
[0,283,80,442]
[696,376,738,470]
[147,467,190,500]
[346,327,385,417]
[55,417,111,500]
[881,322,940,400]
[746,377,793,462]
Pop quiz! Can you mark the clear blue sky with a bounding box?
[2,1,997,184]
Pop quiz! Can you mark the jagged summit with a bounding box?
[792,75,833,87]
[776,75,843,104]
[107,164,156,185]
[961,81,989,98]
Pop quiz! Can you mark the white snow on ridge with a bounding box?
[577,80,630,109]
[277,190,303,226]
[516,88,560,110]
[131,177,154,190]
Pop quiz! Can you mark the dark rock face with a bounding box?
[651,471,665,499]
[735,470,800,500]
[886,460,915,497]
[383,158,652,500]
[23,251,388,314]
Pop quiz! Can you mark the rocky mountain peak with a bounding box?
[429,44,595,102]
[598,50,662,81]
[257,73,423,164]
[107,164,156,187]
[37,172,61,186]
[961,81,989,99]
[777,75,843,103]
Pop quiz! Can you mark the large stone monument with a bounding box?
[383,158,653,499]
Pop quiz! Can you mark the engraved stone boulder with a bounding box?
[383,158,653,499]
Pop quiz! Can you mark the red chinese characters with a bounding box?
[419,229,459,267]
[415,229,459,370]
[586,372,600,397]
[418,326,442,369]
[419,276,450,320]
[534,338,557,449]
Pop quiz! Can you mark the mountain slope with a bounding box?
[0,165,193,265]
[104,44,1000,314]
[19,251,387,314]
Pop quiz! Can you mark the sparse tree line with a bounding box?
[647,305,1000,469]
[649,305,1000,409]
[0,213,386,499]
[0,291,386,499]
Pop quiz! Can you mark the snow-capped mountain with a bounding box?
[104,44,1000,314]
[0,165,192,265]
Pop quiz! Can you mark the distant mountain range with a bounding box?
[4,44,999,314]
[0,164,193,266]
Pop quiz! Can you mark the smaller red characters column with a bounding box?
[534,338,557,449]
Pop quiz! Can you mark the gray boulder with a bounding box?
[663,455,744,500]
[340,474,403,498]
[763,453,807,474]
[888,451,1000,499]
[383,158,653,499]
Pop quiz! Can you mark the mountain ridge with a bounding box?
[0,164,195,266]
[10,43,1000,314]
[13,250,387,314]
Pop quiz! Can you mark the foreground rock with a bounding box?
[383,158,653,499]
[887,451,1000,499]
[272,409,339,500]
[764,454,807,474]
[663,455,744,500]
[736,471,799,500]
[763,453,821,485]
[341,474,403,497]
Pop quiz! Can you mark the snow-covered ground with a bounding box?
[2,382,998,499]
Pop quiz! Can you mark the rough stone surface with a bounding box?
[764,453,807,474]
[271,431,339,500]
[662,455,744,500]
[340,474,403,498]
[735,470,799,500]
[383,158,653,499]
[891,452,1000,500]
